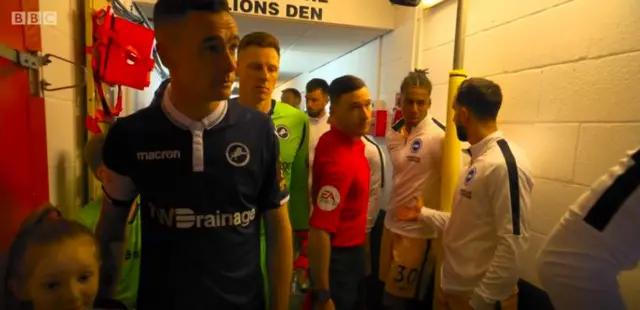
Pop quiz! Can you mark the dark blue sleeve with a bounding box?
[101,120,138,206]
[102,120,131,176]
[258,120,289,212]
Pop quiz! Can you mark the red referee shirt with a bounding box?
[309,127,370,247]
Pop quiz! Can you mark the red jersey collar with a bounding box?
[328,126,363,144]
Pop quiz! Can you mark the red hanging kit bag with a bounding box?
[86,5,156,133]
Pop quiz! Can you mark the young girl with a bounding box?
[4,204,101,310]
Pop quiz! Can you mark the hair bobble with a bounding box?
[22,203,63,232]
[413,68,429,75]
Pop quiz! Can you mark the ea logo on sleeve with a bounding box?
[465,167,477,185]
[410,138,422,153]
[226,142,250,167]
[275,124,290,140]
[317,185,341,211]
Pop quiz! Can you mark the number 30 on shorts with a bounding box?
[393,264,419,286]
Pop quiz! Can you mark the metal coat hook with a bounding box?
[41,53,87,92]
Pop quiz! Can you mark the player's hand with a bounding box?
[396,196,423,221]
[314,299,335,310]
[396,205,421,221]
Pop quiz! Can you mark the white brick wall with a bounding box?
[40,0,85,218]
[422,0,640,306]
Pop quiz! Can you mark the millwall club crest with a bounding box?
[226,142,250,167]
[275,124,290,140]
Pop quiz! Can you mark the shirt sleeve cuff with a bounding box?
[280,193,290,206]
[309,219,337,234]
[419,207,432,221]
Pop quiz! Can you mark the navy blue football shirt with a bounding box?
[101,83,289,310]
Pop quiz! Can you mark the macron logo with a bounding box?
[137,150,180,161]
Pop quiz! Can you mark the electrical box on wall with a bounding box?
[389,0,421,7]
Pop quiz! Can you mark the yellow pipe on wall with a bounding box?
[432,69,466,308]
[432,0,468,305]
[439,69,466,213]
[84,0,110,201]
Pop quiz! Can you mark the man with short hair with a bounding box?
[397,78,533,310]
[308,75,372,310]
[281,88,302,109]
[95,1,292,309]
[305,78,331,166]
[231,31,308,301]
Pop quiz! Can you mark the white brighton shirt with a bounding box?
[385,117,450,239]
[308,113,331,190]
[419,131,534,302]
[537,147,640,310]
[308,113,331,166]
[362,135,386,232]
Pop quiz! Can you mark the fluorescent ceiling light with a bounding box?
[422,0,444,8]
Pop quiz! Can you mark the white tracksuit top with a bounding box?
[308,113,331,167]
[420,131,534,302]
[385,116,449,239]
[537,147,640,310]
[362,135,386,232]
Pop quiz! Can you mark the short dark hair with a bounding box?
[153,0,230,27]
[238,32,280,56]
[305,78,329,94]
[328,75,366,104]
[401,69,432,94]
[282,88,301,100]
[456,78,502,121]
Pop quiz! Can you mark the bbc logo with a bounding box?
[11,11,57,25]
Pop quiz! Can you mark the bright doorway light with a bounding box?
[421,0,444,8]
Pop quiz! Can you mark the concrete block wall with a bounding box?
[421,0,640,306]
[40,0,85,219]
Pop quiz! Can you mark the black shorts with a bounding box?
[329,245,366,310]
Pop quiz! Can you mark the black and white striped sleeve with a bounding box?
[473,141,534,302]
[538,148,640,310]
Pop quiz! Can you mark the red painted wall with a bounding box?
[0,0,49,250]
